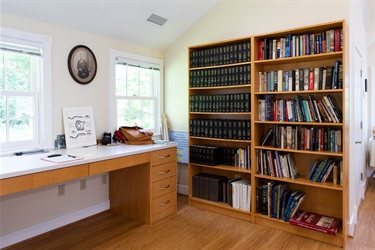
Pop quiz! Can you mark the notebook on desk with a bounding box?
[41,154,83,163]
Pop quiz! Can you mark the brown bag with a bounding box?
[119,126,154,144]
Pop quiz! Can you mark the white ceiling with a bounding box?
[0,0,220,51]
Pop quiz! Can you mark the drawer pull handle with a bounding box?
[159,200,170,206]
[159,185,170,190]
[158,154,170,159]
[158,169,170,175]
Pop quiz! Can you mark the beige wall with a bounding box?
[1,13,163,140]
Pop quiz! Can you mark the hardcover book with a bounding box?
[289,210,341,235]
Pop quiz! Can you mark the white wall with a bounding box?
[0,12,164,246]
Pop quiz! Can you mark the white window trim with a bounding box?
[1,27,52,155]
[109,49,164,135]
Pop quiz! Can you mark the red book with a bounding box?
[334,29,341,52]
[289,210,341,235]
[308,68,314,90]
[258,41,264,60]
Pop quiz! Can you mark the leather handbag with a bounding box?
[119,126,154,144]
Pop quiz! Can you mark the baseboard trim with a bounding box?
[177,184,188,195]
[0,200,110,249]
[348,204,358,237]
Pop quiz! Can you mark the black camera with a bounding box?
[101,132,112,145]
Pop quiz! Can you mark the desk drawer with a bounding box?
[152,191,176,215]
[151,162,176,182]
[90,152,150,175]
[152,176,176,198]
[151,148,176,166]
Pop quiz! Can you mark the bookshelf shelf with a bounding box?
[191,163,252,174]
[254,145,343,156]
[254,121,343,126]
[190,61,251,71]
[254,174,343,191]
[254,89,342,95]
[188,20,346,248]
[254,51,343,65]
[190,136,251,143]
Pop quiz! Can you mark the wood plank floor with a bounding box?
[4,182,375,249]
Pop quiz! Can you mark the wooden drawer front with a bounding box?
[152,191,176,215]
[0,164,89,196]
[151,148,176,166]
[151,162,176,182]
[152,176,176,198]
[90,152,150,175]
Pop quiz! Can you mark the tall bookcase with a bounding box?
[188,20,346,248]
[251,20,346,247]
[188,37,252,221]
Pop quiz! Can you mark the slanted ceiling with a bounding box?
[0,0,220,51]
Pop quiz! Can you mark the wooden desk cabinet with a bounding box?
[105,148,177,225]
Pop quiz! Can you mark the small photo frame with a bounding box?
[67,45,97,84]
[63,107,97,149]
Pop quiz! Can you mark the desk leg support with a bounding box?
[109,163,150,224]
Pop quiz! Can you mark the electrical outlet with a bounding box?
[80,179,87,190]
[101,175,107,185]
[58,184,65,196]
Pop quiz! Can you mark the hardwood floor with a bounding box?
[4,183,375,249]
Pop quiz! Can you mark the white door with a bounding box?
[349,45,364,236]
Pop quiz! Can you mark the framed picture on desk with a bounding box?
[63,106,97,149]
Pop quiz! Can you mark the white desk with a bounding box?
[0,143,178,224]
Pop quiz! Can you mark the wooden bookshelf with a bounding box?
[188,37,252,221]
[251,20,346,247]
[188,20,347,247]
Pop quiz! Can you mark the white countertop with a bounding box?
[0,142,177,179]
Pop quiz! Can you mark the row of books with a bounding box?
[258,29,342,60]
[256,150,300,179]
[306,159,343,184]
[289,210,341,235]
[190,42,250,68]
[258,94,342,123]
[256,181,305,222]
[190,144,250,168]
[189,64,250,88]
[258,60,342,92]
[261,125,342,153]
[192,173,251,211]
[190,93,250,113]
[190,119,251,140]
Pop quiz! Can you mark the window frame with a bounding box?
[109,49,164,136]
[0,28,52,155]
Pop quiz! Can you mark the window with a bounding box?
[109,50,163,135]
[0,28,52,155]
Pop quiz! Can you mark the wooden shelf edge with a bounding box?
[190,136,251,143]
[255,215,343,247]
[254,146,343,156]
[190,84,251,90]
[254,174,343,190]
[189,61,251,70]
[253,51,343,65]
[189,197,251,222]
[190,163,251,173]
[254,89,343,95]
[254,121,343,126]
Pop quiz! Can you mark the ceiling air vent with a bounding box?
[147,13,168,26]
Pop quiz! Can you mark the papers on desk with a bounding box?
[41,154,83,163]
